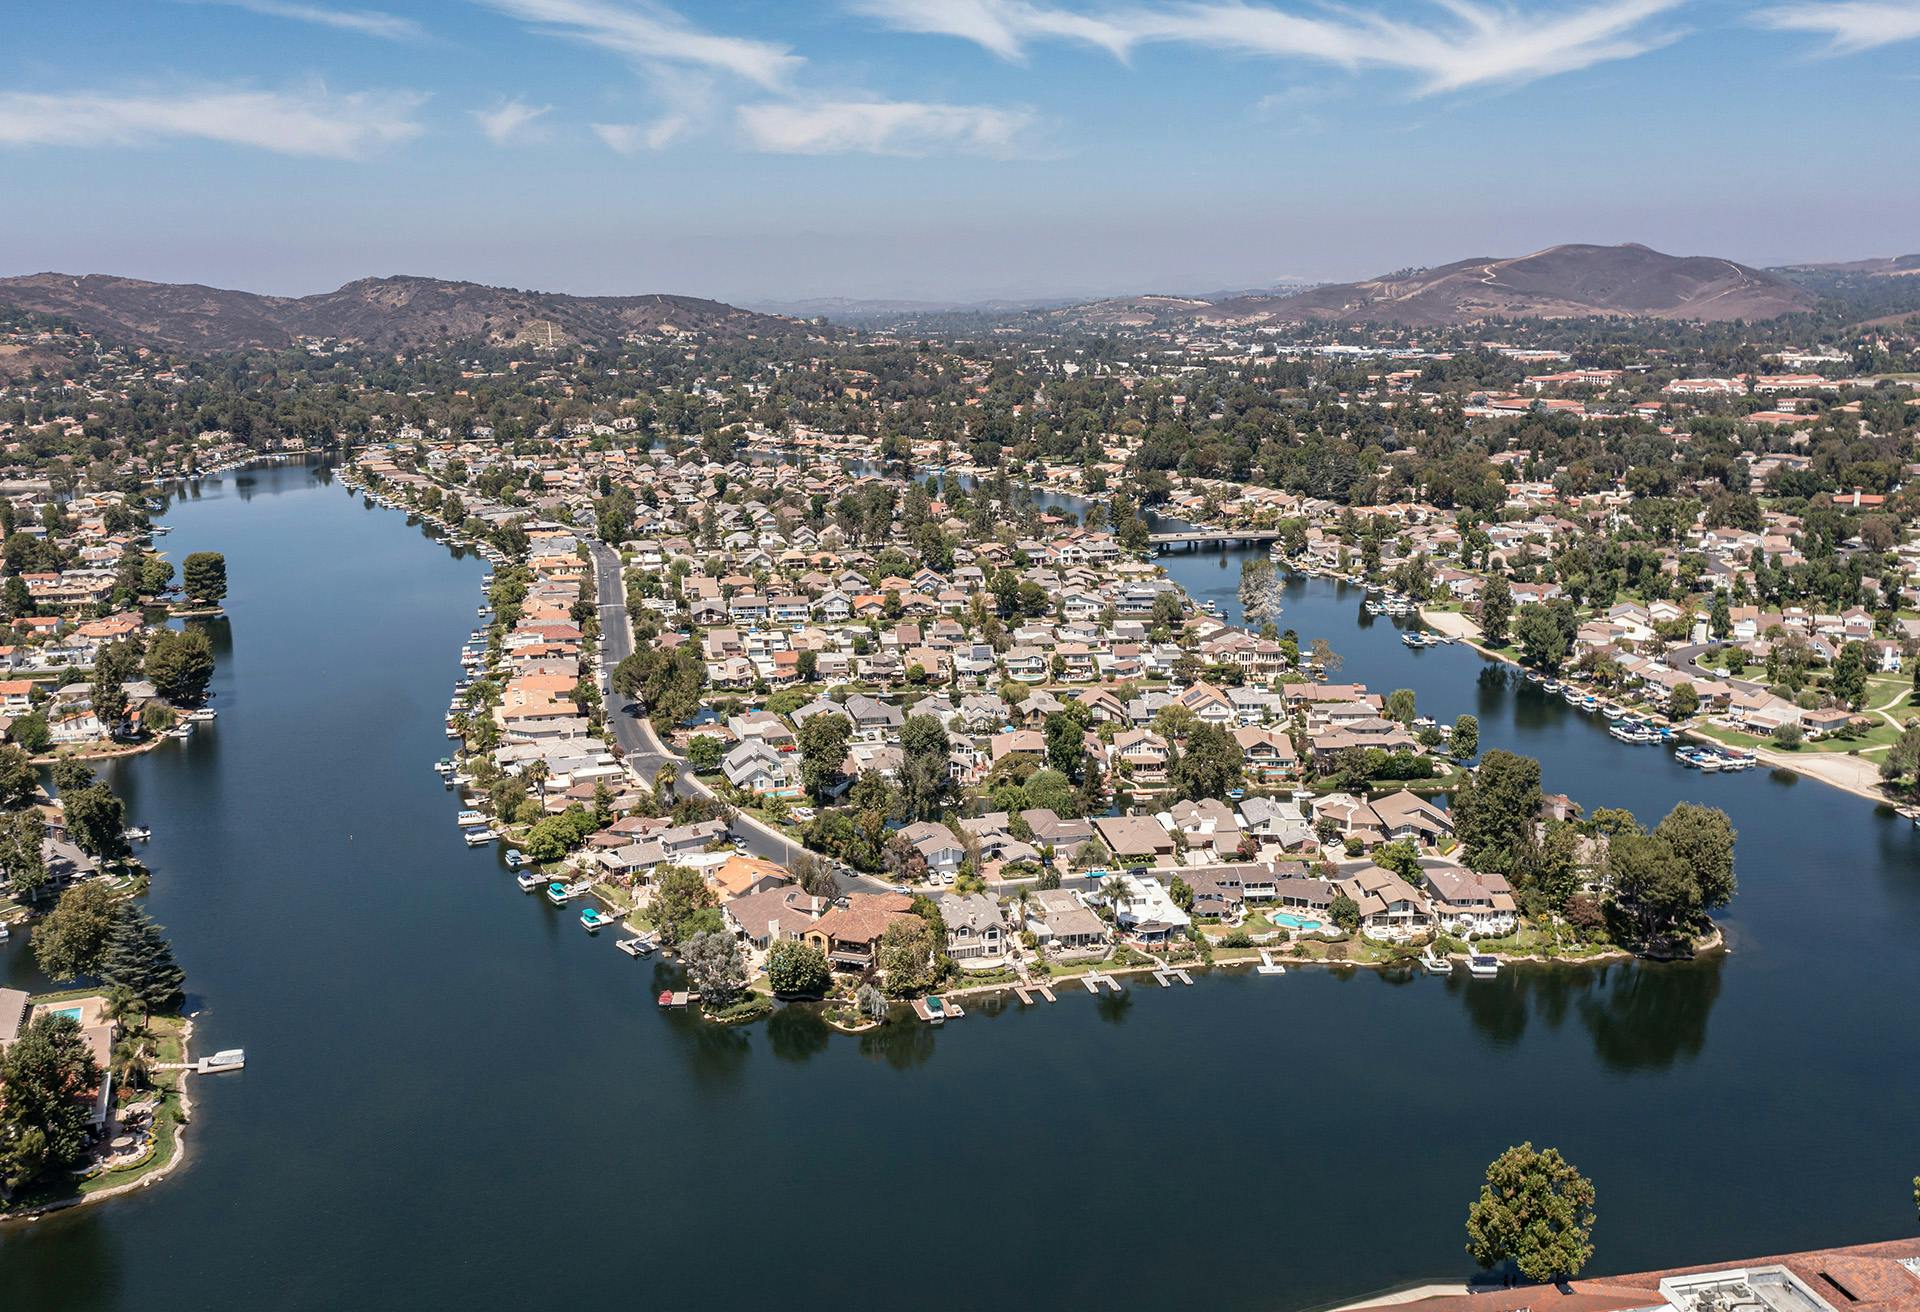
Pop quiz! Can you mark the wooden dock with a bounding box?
[1081,975,1101,994]
[1171,969,1193,985]
[1036,984,1055,1002]
[1152,970,1172,988]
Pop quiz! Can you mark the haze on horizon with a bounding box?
[3,0,1917,305]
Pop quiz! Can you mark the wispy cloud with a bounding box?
[1755,0,1920,52]
[737,99,1039,155]
[187,0,426,41]
[473,0,802,88]
[853,0,1686,94]
[592,69,714,152]
[473,97,553,143]
[0,84,425,158]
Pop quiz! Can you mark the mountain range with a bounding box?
[4,243,1906,351]
[0,273,800,351]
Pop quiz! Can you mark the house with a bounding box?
[1336,866,1433,941]
[1024,888,1107,952]
[898,820,967,879]
[803,892,920,971]
[1093,814,1179,866]
[721,739,798,796]
[1421,865,1518,937]
[723,884,826,949]
[936,891,1008,963]
[1369,790,1454,846]
[1106,872,1192,944]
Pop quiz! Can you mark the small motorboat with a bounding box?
[503,850,525,868]
[581,907,611,933]
[123,826,153,842]
[516,871,542,892]
[1467,954,1500,979]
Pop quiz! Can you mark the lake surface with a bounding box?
[2,461,1917,1311]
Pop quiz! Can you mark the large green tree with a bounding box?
[1168,722,1243,802]
[99,904,187,1012]
[0,1014,101,1191]
[32,881,118,980]
[767,939,830,997]
[797,712,852,804]
[182,551,228,606]
[1451,751,1542,874]
[144,628,216,704]
[1465,1143,1597,1282]
[898,714,951,822]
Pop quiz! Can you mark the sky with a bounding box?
[1,0,1917,304]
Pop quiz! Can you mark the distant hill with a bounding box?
[0,273,803,351]
[1025,244,1816,330]
[1776,254,1920,278]
[1203,244,1815,326]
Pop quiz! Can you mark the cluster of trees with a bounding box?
[611,645,706,729]
[1454,750,1736,943]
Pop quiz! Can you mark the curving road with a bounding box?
[587,541,883,892]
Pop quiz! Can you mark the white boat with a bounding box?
[463,829,495,846]
[0,923,10,942]
[515,871,542,892]
[503,850,525,868]
[186,708,217,722]
[617,935,659,958]
[122,826,153,842]
[1467,954,1500,979]
[456,810,487,827]
[1420,947,1454,975]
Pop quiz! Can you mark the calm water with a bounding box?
[1,462,1916,1311]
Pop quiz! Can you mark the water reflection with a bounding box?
[766,1004,831,1064]
[858,1017,937,1069]
[1449,958,1724,1069]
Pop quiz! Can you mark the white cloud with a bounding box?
[737,99,1038,155]
[473,97,553,143]
[853,0,1686,94]
[1755,0,1920,52]
[0,84,425,158]
[188,0,426,41]
[473,0,801,88]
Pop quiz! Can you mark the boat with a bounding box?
[545,879,592,906]
[503,850,524,868]
[122,826,152,842]
[186,708,218,722]
[0,923,9,943]
[1467,954,1500,979]
[463,828,495,846]
[1420,947,1454,975]
[455,810,487,827]
[515,871,542,892]
[658,990,693,1009]
[618,935,658,957]
[580,907,611,933]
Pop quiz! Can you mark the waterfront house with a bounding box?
[803,892,920,972]
[1025,889,1107,952]
[936,891,1008,963]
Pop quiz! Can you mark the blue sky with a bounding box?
[2,0,1917,303]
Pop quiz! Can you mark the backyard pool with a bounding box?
[1272,913,1325,932]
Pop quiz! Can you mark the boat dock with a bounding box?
[1086,970,1123,994]
[1257,949,1287,975]
[155,1048,246,1075]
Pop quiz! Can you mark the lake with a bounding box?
[1,460,1915,1311]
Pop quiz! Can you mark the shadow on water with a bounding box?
[859,1017,937,1069]
[1449,958,1724,1070]
[765,1003,832,1064]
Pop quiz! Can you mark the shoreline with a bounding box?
[0,1016,197,1225]
[1416,604,1905,810]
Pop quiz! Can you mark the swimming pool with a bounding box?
[1272,912,1324,931]
[45,1005,85,1022]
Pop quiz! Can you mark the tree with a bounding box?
[686,735,722,772]
[1452,751,1542,874]
[878,917,938,997]
[797,712,852,804]
[1045,707,1091,780]
[1772,720,1804,748]
[1329,891,1360,932]
[90,667,129,738]
[1465,1143,1597,1283]
[1479,575,1514,646]
[63,783,130,862]
[1515,599,1577,672]
[767,939,830,997]
[1168,722,1242,801]
[144,628,216,704]
[1652,802,1737,912]
[1669,682,1699,719]
[650,865,716,947]
[0,742,37,809]
[898,714,951,822]
[32,881,117,979]
[1832,640,1869,710]
[9,709,50,753]
[99,904,186,1012]
[1385,688,1417,725]
[182,551,228,606]
[0,1014,101,1191]
[1372,838,1422,881]
[1451,714,1479,761]
[683,930,747,1007]
[1168,875,1194,912]
[0,807,48,902]
[791,850,839,898]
